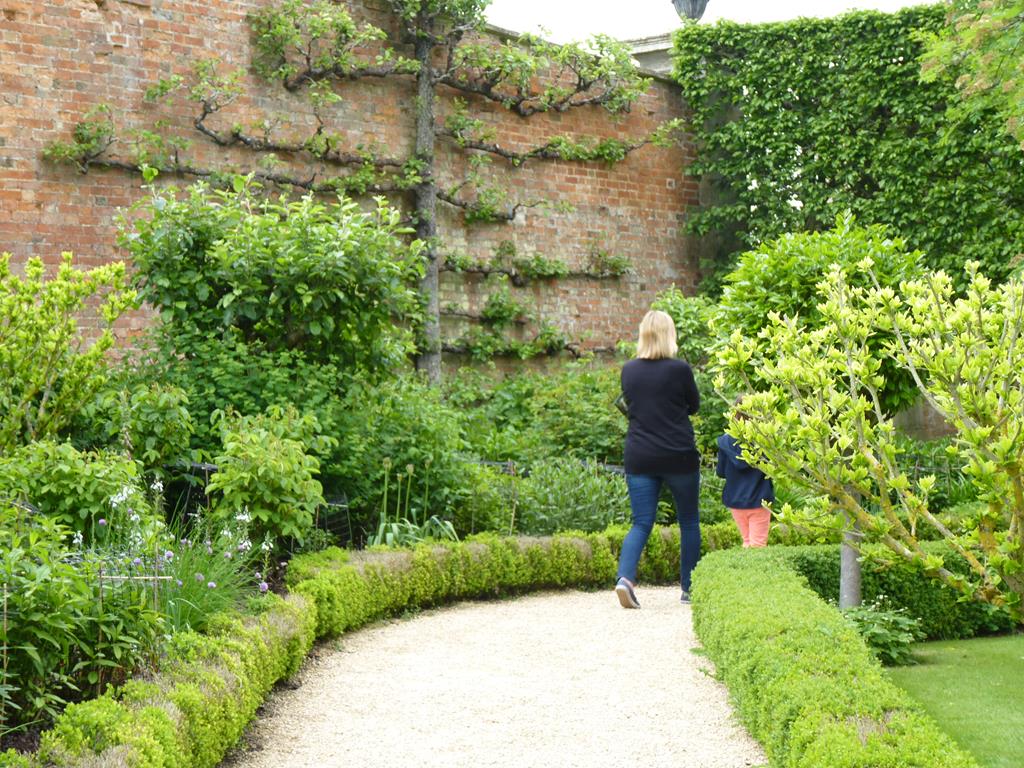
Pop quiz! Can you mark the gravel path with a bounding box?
[225,587,766,768]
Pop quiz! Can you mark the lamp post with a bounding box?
[672,0,709,21]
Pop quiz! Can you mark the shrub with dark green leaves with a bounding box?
[515,459,629,535]
[651,287,714,366]
[75,382,194,476]
[780,543,1014,639]
[0,440,151,540]
[206,407,330,545]
[121,180,424,371]
[0,503,163,734]
[713,215,924,413]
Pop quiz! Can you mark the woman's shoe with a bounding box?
[615,577,640,609]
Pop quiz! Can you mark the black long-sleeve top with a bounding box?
[716,433,775,509]
[620,357,701,474]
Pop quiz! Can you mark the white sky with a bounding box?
[486,0,928,42]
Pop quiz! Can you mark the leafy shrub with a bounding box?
[75,383,194,476]
[125,335,349,458]
[121,180,424,370]
[0,252,134,451]
[0,503,163,733]
[206,408,330,545]
[781,543,1014,639]
[331,376,467,539]
[842,598,925,666]
[0,441,151,541]
[526,363,625,464]
[515,459,629,535]
[651,287,714,366]
[448,363,627,465]
[714,214,923,413]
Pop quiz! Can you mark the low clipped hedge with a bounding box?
[779,543,1014,639]
[1,593,315,768]
[5,524,1005,767]
[691,547,981,768]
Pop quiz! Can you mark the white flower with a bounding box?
[235,512,251,523]
[151,480,164,493]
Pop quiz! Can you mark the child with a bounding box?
[716,405,774,547]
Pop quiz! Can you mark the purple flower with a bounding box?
[195,572,205,582]
[176,579,183,587]
[132,557,143,567]
[207,581,216,589]
[164,550,174,561]
[258,581,269,594]
[254,572,262,580]
[97,518,107,527]
[223,551,233,560]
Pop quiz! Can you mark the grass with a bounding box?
[886,633,1024,768]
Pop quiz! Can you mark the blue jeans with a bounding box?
[617,472,701,592]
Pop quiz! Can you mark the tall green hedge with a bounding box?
[674,6,1024,290]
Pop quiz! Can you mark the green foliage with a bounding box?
[449,363,627,465]
[651,287,714,365]
[715,214,923,412]
[691,547,981,768]
[331,376,467,539]
[718,260,1024,623]
[842,598,925,666]
[41,105,115,172]
[674,6,1024,287]
[0,252,134,452]
[34,594,315,768]
[120,180,424,371]
[0,441,149,540]
[76,383,194,477]
[921,0,1024,147]
[0,503,163,734]
[206,408,330,545]
[124,335,349,455]
[250,0,416,85]
[515,459,629,535]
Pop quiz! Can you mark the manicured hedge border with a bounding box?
[4,526,1003,767]
[691,547,980,768]
[0,594,316,768]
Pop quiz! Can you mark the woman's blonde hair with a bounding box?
[636,310,678,360]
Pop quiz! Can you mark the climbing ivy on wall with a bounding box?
[673,6,1024,291]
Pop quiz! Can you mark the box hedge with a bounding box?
[691,547,982,768]
[5,525,1006,767]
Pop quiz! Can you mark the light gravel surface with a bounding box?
[225,587,766,768]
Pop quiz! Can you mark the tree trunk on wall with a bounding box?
[413,30,441,384]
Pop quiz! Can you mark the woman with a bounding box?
[615,310,701,609]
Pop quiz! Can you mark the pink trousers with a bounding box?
[731,507,771,548]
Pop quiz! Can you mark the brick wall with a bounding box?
[0,0,699,354]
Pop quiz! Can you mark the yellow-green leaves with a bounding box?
[0,253,135,451]
[713,256,1024,623]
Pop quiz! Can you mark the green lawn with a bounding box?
[887,634,1024,768]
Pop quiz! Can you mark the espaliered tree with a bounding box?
[47,0,679,381]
